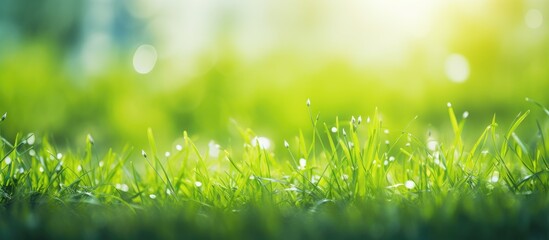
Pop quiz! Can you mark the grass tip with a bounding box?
[141,149,147,158]
[1,112,6,121]
[87,134,95,145]
[306,98,311,107]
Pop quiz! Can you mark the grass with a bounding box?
[1,100,549,239]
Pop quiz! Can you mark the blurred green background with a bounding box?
[0,0,548,151]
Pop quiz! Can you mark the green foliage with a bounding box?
[1,102,549,238]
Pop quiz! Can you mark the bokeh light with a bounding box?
[133,44,158,74]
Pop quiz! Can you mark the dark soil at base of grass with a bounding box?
[1,193,548,240]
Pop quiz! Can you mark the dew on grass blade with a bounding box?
[56,153,63,160]
[115,184,129,192]
[27,133,35,145]
[149,194,157,199]
[29,149,36,157]
[0,112,6,122]
[4,156,11,165]
[251,136,271,150]
[298,158,307,170]
[195,181,203,188]
[141,150,147,158]
[405,180,416,189]
[311,175,320,184]
[87,134,95,145]
[284,140,290,148]
[133,44,158,74]
[306,98,311,107]
[331,127,338,133]
[427,139,438,152]
[462,111,469,119]
[176,144,183,151]
[490,171,500,183]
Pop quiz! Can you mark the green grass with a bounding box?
[1,100,549,239]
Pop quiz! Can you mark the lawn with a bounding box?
[1,100,549,239]
[1,1,549,239]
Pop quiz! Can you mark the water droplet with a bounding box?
[427,140,438,151]
[405,180,416,189]
[195,181,203,188]
[283,140,290,148]
[251,137,271,150]
[490,171,499,183]
[27,134,35,145]
[299,158,307,170]
[149,194,157,199]
[87,134,95,145]
[331,127,338,133]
